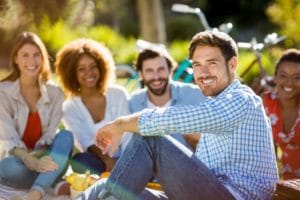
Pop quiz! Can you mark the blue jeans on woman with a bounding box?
[0,130,73,196]
[78,135,234,200]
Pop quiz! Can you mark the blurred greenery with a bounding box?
[31,17,137,65]
[266,0,300,47]
[237,48,282,84]
[0,0,299,90]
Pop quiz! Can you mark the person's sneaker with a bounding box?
[54,181,70,196]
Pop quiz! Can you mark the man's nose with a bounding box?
[195,65,209,75]
[153,71,161,79]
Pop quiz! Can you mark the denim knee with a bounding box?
[0,157,23,179]
[0,157,36,188]
[56,130,74,148]
[71,152,105,174]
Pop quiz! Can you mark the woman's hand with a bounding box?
[22,154,58,172]
[35,155,59,172]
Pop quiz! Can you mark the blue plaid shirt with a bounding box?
[138,79,279,200]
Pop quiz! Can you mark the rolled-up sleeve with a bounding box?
[138,92,248,136]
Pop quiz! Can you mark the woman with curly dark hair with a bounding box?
[55,38,132,175]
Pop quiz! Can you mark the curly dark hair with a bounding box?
[55,38,115,97]
[275,48,300,75]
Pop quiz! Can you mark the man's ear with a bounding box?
[229,56,238,72]
[138,71,143,80]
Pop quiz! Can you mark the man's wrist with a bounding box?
[115,113,140,134]
[115,117,125,132]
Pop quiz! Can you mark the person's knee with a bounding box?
[57,130,74,144]
[129,134,146,145]
[0,157,18,176]
[71,152,105,174]
[72,152,91,161]
[55,130,74,151]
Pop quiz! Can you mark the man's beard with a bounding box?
[144,78,169,96]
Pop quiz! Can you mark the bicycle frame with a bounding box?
[171,4,233,33]
[238,33,285,94]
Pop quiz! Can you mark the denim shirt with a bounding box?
[129,81,205,113]
[129,81,206,147]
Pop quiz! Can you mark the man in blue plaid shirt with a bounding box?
[80,31,279,200]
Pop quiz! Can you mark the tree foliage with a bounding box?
[0,0,137,66]
[0,0,95,55]
[266,0,300,47]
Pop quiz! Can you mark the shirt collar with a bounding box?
[169,81,178,105]
[214,79,241,99]
[10,78,51,104]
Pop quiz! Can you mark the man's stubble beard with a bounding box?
[145,78,169,96]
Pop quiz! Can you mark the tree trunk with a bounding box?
[136,0,166,43]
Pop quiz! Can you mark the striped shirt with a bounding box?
[138,79,279,199]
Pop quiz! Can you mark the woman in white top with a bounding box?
[55,38,132,175]
[0,32,73,200]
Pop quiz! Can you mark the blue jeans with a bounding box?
[78,135,234,200]
[0,130,73,196]
[78,178,167,200]
[71,152,106,175]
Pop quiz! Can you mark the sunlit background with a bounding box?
[0,0,299,92]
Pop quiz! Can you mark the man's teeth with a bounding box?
[284,87,292,92]
[152,81,162,86]
[202,79,213,84]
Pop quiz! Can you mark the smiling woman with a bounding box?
[0,31,74,200]
[262,48,300,180]
[55,38,132,176]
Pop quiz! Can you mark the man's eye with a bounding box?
[278,74,286,78]
[192,63,201,68]
[293,76,300,81]
[208,61,217,66]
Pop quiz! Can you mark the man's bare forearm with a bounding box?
[115,113,140,134]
